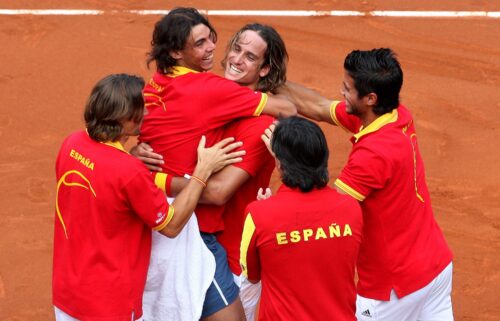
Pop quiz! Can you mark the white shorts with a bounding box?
[54,306,143,321]
[356,262,454,321]
[233,273,262,321]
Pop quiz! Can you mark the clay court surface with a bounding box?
[0,1,499,320]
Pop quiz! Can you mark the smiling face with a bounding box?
[173,23,216,72]
[224,30,270,90]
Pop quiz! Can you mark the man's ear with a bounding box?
[365,92,378,107]
[259,65,271,78]
[170,50,182,60]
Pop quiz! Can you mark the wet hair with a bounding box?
[271,117,329,192]
[344,48,403,115]
[221,23,288,93]
[147,7,217,73]
[84,74,145,142]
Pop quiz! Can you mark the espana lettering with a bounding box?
[149,79,164,92]
[70,149,94,170]
[276,223,353,245]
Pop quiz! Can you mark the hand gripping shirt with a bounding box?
[53,130,173,321]
[331,101,453,300]
[139,67,267,233]
[216,115,275,275]
[240,185,363,321]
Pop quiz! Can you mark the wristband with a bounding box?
[191,175,207,188]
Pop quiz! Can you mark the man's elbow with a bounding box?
[158,225,180,238]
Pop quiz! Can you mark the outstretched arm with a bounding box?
[276,81,336,124]
[261,94,297,118]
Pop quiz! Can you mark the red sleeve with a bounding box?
[123,167,173,230]
[202,74,267,128]
[335,144,391,201]
[331,101,361,134]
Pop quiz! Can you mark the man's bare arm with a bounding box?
[172,166,251,206]
[276,81,336,124]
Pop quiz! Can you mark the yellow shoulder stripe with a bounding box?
[253,93,268,116]
[329,100,350,133]
[153,205,175,231]
[240,213,256,278]
[335,179,365,201]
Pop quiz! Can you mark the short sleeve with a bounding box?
[123,168,173,230]
[203,75,265,128]
[335,145,391,201]
[330,101,361,134]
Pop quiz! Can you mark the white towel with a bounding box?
[142,197,216,321]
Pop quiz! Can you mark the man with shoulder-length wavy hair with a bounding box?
[240,116,363,321]
[135,22,291,321]
[52,73,241,321]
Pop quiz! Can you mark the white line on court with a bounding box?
[0,9,499,18]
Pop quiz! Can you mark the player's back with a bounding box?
[246,185,362,321]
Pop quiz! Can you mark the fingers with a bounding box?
[212,136,235,148]
[197,135,207,150]
[257,187,272,200]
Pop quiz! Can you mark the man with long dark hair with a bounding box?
[240,116,362,320]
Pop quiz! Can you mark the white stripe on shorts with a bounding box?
[212,279,230,306]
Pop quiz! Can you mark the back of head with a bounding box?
[222,23,288,93]
[84,74,145,142]
[344,48,403,115]
[271,117,329,192]
[147,7,217,73]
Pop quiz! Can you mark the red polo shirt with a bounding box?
[53,130,173,320]
[216,115,275,275]
[139,67,267,233]
[331,101,453,300]
[241,185,362,321]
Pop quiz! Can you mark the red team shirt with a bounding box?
[216,115,275,275]
[240,185,363,321]
[139,66,267,233]
[330,101,453,300]
[53,130,173,320]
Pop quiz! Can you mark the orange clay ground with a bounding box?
[0,1,499,320]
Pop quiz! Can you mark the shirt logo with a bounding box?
[155,212,166,224]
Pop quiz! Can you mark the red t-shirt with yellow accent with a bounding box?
[53,130,173,321]
[139,67,267,233]
[240,185,362,321]
[331,101,453,300]
[216,115,275,275]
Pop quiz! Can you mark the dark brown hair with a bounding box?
[84,74,145,142]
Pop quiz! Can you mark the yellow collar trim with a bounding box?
[353,109,398,142]
[165,66,199,77]
[85,129,128,153]
[103,140,128,153]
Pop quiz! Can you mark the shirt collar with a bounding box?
[102,140,128,153]
[164,66,200,77]
[353,109,398,143]
[85,129,128,154]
